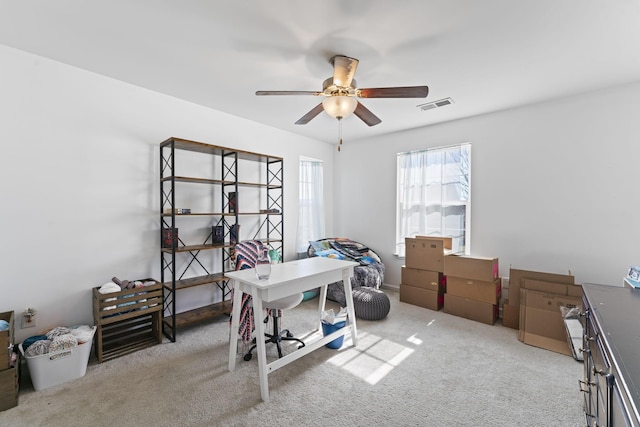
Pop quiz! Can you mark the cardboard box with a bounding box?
[400,283,444,311]
[416,235,453,249]
[443,294,498,325]
[444,255,498,282]
[522,279,582,298]
[446,276,501,305]
[508,268,574,309]
[405,237,451,272]
[517,278,582,341]
[501,301,519,329]
[519,289,582,356]
[401,266,443,291]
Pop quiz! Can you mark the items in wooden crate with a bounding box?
[93,278,163,363]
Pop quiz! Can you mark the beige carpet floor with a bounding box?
[0,289,584,426]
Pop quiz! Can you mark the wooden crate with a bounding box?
[0,311,14,371]
[0,358,19,412]
[93,279,163,363]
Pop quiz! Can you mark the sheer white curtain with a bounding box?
[396,143,471,256]
[297,159,325,253]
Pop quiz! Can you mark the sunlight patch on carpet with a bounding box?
[407,334,423,345]
[325,332,414,385]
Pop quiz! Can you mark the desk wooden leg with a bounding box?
[318,284,328,330]
[252,293,270,402]
[342,268,358,346]
[228,280,243,372]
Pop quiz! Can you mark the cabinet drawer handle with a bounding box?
[592,367,606,376]
[579,379,595,389]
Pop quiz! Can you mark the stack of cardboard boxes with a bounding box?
[400,236,450,310]
[505,268,582,356]
[443,255,500,325]
[400,237,501,326]
[400,239,583,356]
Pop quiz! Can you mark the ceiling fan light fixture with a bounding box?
[322,95,357,119]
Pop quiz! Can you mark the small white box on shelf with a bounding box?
[19,326,95,391]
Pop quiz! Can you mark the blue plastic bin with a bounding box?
[321,320,346,349]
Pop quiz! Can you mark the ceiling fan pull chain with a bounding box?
[338,117,343,152]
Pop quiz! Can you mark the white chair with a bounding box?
[234,240,305,361]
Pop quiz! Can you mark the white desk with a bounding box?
[227,257,359,402]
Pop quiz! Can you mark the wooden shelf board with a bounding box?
[161,212,282,217]
[164,301,232,328]
[161,137,283,162]
[161,176,224,185]
[161,243,226,253]
[164,273,228,291]
[161,176,282,189]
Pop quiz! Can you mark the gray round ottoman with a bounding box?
[353,287,390,320]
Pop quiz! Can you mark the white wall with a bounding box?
[0,45,335,341]
[4,41,639,342]
[334,82,640,288]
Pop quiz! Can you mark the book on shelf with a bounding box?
[162,228,179,248]
[230,224,240,244]
[229,191,237,213]
[212,225,224,244]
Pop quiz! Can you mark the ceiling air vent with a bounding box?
[417,97,454,111]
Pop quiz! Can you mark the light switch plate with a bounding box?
[21,315,36,329]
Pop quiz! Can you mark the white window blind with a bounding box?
[395,143,471,257]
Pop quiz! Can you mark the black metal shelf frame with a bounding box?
[159,138,284,342]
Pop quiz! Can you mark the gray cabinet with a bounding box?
[581,284,640,426]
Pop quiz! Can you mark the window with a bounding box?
[296,158,325,253]
[395,143,471,257]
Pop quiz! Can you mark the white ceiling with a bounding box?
[2,1,640,144]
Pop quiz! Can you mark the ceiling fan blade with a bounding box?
[354,102,382,127]
[295,103,325,125]
[357,86,429,98]
[331,55,359,88]
[256,90,322,96]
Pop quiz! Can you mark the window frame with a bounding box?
[395,143,471,257]
[296,157,325,254]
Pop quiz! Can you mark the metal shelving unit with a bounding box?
[160,137,283,342]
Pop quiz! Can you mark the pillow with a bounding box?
[309,240,331,254]
[314,249,345,260]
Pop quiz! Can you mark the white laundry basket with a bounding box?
[19,326,96,391]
